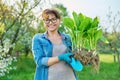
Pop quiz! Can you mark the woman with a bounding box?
[32,8,78,80]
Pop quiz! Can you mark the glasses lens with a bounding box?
[44,20,49,24]
[44,18,57,24]
[52,18,57,23]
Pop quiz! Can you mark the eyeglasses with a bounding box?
[44,18,57,24]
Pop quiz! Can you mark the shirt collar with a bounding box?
[42,31,66,39]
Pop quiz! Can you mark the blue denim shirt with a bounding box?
[32,31,78,80]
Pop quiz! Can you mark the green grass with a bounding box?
[77,62,120,80]
[100,54,114,63]
[1,54,120,80]
[1,54,36,80]
[77,54,120,80]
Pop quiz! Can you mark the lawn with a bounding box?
[1,54,120,80]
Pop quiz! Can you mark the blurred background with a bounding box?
[0,0,120,80]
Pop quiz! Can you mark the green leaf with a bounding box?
[72,11,80,29]
[100,36,109,43]
[90,17,99,28]
[79,17,91,32]
[78,13,85,23]
[87,28,94,36]
[63,18,74,30]
[94,29,103,42]
[84,39,91,50]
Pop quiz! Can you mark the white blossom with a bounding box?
[0,39,16,77]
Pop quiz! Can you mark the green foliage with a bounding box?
[52,4,68,17]
[0,0,43,55]
[1,54,120,80]
[63,11,103,51]
[0,22,5,36]
[0,0,45,77]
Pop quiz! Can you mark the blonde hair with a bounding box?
[42,8,61,20]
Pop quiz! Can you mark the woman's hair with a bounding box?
[42,8,61,20]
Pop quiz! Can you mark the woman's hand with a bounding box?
[47,53,73,66]
[58,53,73,63]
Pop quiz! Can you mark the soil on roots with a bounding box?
[73,48,100,73]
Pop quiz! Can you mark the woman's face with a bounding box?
[43,13,60,32]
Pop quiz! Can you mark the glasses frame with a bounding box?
[44,18,57,24]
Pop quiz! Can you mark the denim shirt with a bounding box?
[32,32,78,80]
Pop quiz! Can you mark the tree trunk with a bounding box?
[109,42,117,62]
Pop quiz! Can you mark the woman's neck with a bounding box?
[47,30,62,44]
[47,30,60,38]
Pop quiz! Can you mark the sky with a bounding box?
[50,0,120,19]
[4,0,120,32]
[5,0,120,19]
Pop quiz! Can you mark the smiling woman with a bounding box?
[32,8,78,80]
[42,9,61,33]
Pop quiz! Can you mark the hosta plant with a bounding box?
[63,12,103,73]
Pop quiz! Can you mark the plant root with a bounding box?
[73,48,99,73]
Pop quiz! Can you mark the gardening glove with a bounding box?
[58,53,73,63]
[69,57,83,71]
